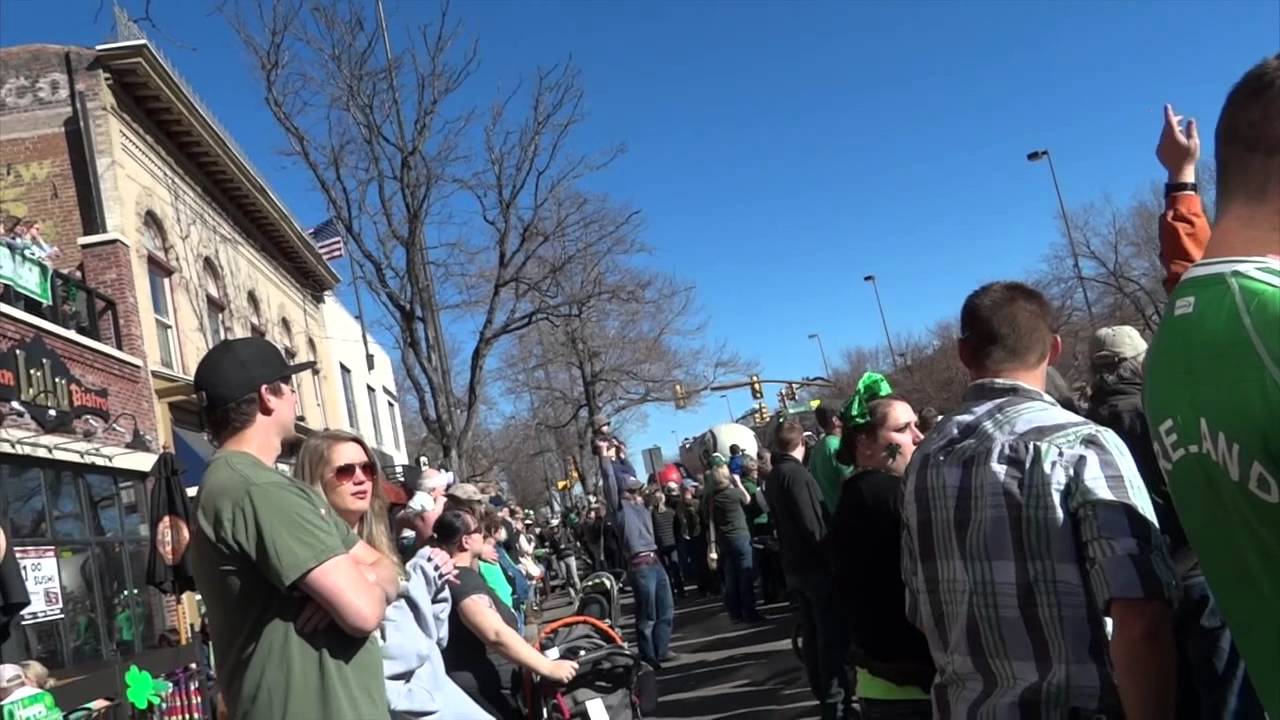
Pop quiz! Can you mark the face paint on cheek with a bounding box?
[886,442,903,462]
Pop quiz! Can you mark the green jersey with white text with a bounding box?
[1143,257,1280,716]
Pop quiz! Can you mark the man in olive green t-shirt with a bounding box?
[189,338,401,720]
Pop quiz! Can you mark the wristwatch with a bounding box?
[1165,182,1197,196]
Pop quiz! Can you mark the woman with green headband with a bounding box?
[828,372,934,719]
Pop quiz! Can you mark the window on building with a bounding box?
[385,391,401,450]
[202,259,228,349]
[246,292,266,338]
[0,461,169,671]
[142,215,178,372]
[279,318,302,417]
[367,385,383,446]
[307,339,325,427]
[340,364,358,430]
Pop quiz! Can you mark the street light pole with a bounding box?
[807,333,832,379]
[719,394,735,423]
[1027,149,1095,323]
[863,275,899,371]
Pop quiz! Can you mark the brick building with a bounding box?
[0,37,348,709]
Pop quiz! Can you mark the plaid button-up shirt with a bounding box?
[901,379,1176,718]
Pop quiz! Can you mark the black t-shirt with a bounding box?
[829,469,934,672]
[443,567,520,693]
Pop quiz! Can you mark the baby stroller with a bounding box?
[574,571,621,628]
[523,616,657,720]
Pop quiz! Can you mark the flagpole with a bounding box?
[351,256,376,373]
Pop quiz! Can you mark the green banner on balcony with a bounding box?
[0,245,52,305]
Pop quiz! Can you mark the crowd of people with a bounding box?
[16,52,1264,720]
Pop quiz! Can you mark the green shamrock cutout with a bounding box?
[124,664,172,710]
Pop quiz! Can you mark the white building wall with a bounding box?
[321,293,408,466]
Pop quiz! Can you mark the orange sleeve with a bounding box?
[1160,193,1210,292]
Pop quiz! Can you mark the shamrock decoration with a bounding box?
[885,442,903,462]
[124,664,172,710]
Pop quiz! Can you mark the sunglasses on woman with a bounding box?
[333,461,378,483]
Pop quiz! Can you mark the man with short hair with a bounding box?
[190,338,400,720]
[1146,54,1280,717]
[809,405,853,513]
[902,282,1177,719]
[596,436,675,669]
[764,420,850,720]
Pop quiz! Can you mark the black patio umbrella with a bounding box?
[0,526,31,645]
[145,452,197,595]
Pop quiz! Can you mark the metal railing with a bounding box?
[1,269,123,350]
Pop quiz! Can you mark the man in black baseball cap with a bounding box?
[189,338,399,720]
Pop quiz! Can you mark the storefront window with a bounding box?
[59,546,106,665]
[48,471,87,539]
[84,472,123,537]
[2,460,169,674]
[23,621,64,672]
[3,465,48,538]
[118,479,148,538]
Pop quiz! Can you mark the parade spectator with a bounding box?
[651,481,686,599]
[1089,326,1263,718]
[765,419,851,720]
[678,481,712,597]
[478,514,516,613]
[597,436,676,669]
[708,456,761,623]
[435,510,577,719]
[740,456,781,603]
[809,405,853,513]
[190,338,399,720]
[902,282,1177,718]
[1146,55,1280,716]
[541,518,580,599]
[397,468,450,559]
[292,429,489,720]
[828,373,933,719]
[1,662,60,719]
[915,407,939,435]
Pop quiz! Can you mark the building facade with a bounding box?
[320,294,409,468]
[0,37,358,708]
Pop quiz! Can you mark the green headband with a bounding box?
[841,372,894,426]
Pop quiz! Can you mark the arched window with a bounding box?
[246,292,265,338]
[142,214,178,371]
[279,318,302,417]
[202,258,228,348]
[307,339,325,427]
[141,213,167,258]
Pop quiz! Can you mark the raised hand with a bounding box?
[1157,103,1199,183]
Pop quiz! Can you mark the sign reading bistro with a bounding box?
[0,334,110,428]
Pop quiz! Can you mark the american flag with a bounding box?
[307,217,345,261]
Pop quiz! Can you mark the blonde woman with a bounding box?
[294,430,492,720]
[707,457,762,623]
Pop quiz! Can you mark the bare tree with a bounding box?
[227,0,636,478]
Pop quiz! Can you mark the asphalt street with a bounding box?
[539,587,823,720]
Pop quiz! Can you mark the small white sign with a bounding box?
[585,697,609,720]
[542,645,561,660]
[16,546,63,624]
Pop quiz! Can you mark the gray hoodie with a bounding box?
[381,548,494,719]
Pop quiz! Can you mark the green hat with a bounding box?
[708,452,728,467]
[841,372,894,426]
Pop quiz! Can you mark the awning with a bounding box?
[172,427,215,489]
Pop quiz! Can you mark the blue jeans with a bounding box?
[721,534,757,620]
[629,561,674,661]
[1176,572,1265,719]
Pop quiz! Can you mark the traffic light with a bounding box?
[749,374,764,400]
[785,382,798,402]
[753,401,769,426]
[674,382,688,410]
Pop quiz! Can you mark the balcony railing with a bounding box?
[1,264,123,350]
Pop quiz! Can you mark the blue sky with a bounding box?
[2,0,1276,459]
